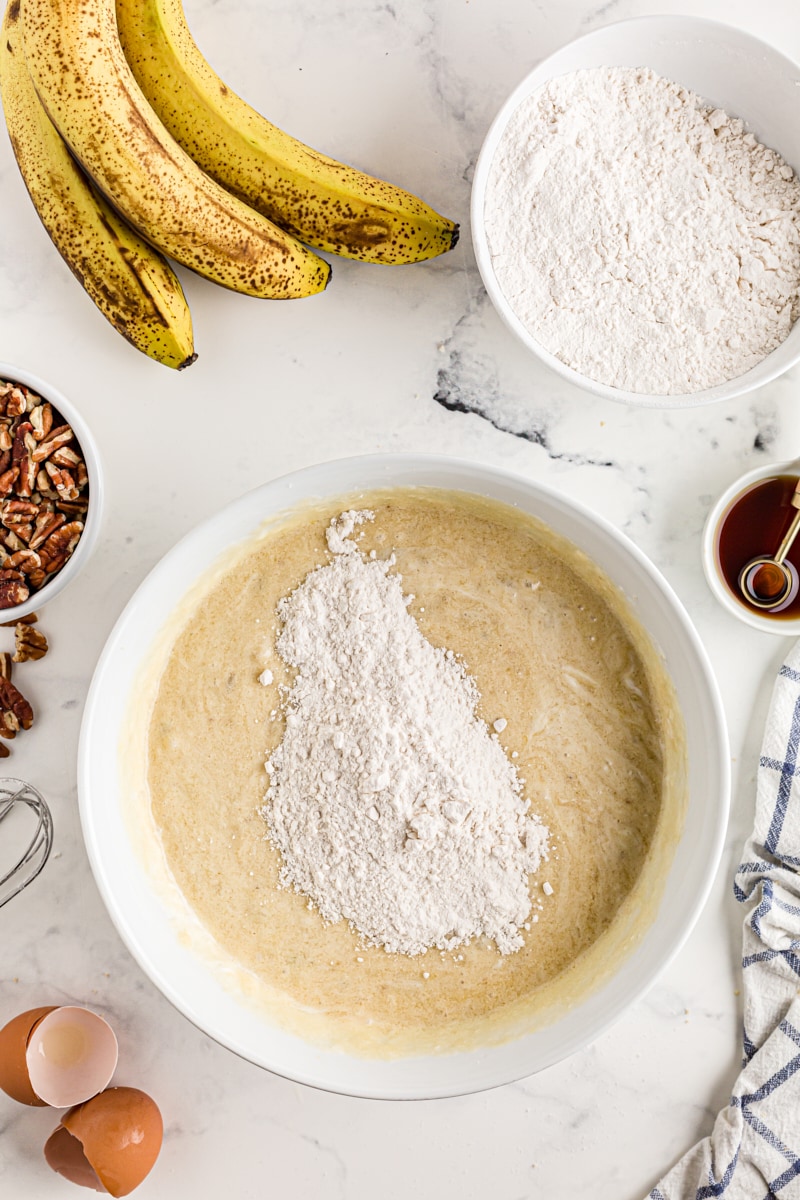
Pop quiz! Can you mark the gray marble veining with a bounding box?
[1,0,799,1196]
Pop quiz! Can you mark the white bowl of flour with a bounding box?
[79,454,729,1097]
[472,17,800,407]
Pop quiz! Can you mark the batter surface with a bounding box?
[141,488,685,1056]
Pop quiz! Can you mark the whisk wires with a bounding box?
[0,779,53,908]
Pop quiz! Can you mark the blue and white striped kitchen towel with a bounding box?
[649,643,800,1200]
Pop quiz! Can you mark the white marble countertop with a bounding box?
[1,0,800,1195]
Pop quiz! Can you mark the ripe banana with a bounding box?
[20,0,330,299]
[115,0,458,264]
[0,0,196,369]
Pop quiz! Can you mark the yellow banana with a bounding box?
[115,0,458,264]
[20,0,330,299]
[0,0,195,369]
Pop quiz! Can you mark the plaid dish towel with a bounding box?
[649,643,800,1200]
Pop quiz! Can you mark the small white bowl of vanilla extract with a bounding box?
[703,462,800,633]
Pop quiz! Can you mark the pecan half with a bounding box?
[0,676,32,732]
[11,421,32,467]
[17,454,36,499]
[0,569,29,609]
[51,446,81,470]
[4,389,26,420]
[29,510,64,551]
[0,710,18,738]
[29,402,53,442]
[36,468,59,500]
[39,521,83,574]
[56,498,88,518]
[0,612,36,627]
[0,467,19,496]
[7,549,41,575]
[2,499,38,523]
[1,500,38,545]
[0,651,12,678]
[31,424,74,463]
[44,461,80,502]
[13,624,47,662]
[0,741,9,758]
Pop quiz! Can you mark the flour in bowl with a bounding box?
[261,510,549,956]
[484,66,800,395]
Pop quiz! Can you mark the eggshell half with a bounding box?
[26,1006,118,1109]
[44,1125,105,1193]
[56,1087,163,1197]
[0,1006,57,1105]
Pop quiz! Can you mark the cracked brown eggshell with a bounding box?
[0,1005,118,1107]
[45,1086,163,1196]
[0,1005,57,1104]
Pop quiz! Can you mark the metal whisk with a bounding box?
[0,779,53,908]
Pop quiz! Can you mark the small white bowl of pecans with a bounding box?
[0,362,101,620]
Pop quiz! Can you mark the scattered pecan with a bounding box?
[0,709,18,738]
[0,675,33,732]
[0,429,10,454]
[0,612,36,627]
[0,611,46,758]
[13,623,47,662]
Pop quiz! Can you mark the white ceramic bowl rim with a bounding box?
[471,15,800,409]
[78,453,730,1099]
[702,459,800,635]
[0,360,103,619]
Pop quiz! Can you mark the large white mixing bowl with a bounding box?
[79,455,729,1098]
[471,16,800,408]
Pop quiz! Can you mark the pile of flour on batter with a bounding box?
[484,66,800,395]
[261,510,549,956]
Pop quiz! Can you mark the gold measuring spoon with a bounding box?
[739,477,800,609]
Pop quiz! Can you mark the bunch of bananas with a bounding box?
[0,0,459,368]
